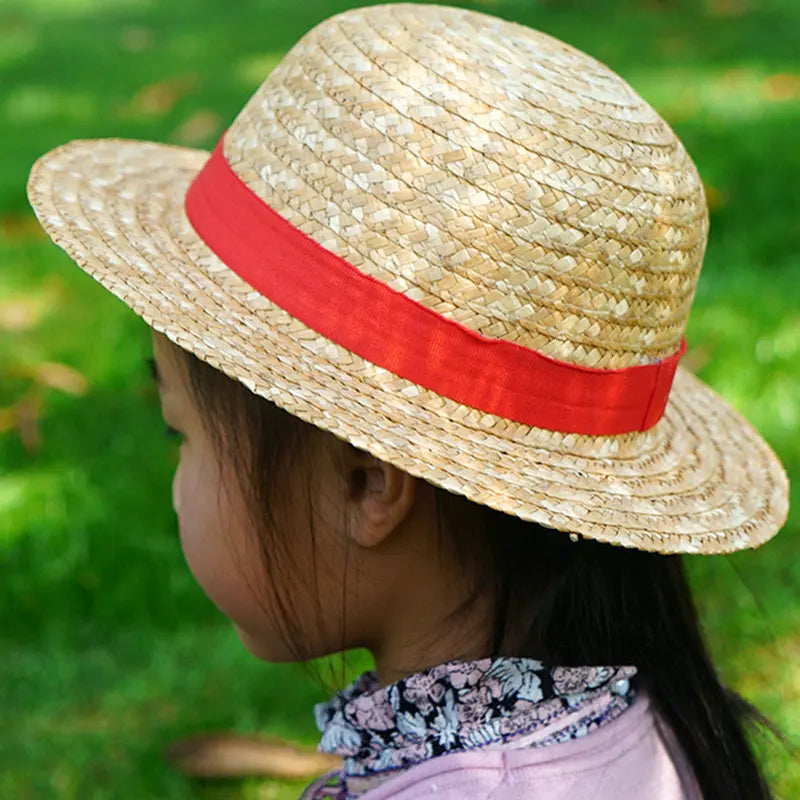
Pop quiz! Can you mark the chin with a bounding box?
[232,622,302,663]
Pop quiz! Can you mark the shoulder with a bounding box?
[360,692,701,800]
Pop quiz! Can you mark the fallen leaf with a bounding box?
[681,344,712,374]
[125,75,198,118]
[33,362,89,395]
[703,183,726,213]
[0,296,44,331]
[762,73,800,102]
[0,213,47,241]
[120,26,152,53]
[173,110,222,145]
[164,732,341,779]
[706,0,745,17]
[658,35,688,58]
[0,406,15,434]
[15,390,42,453]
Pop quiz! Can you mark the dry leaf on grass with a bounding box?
[173,110,222,146]
[681,344,712,374]
[706,0,746,17]
[0,297,44,332]
[32,362,89,395]
[3,359,89,394]
[120,26,153,53]
[15,390,43,452]
[703,184,727,213]
[762,73,800,102]
[164,732,342,779]
[121,75,199,118]
[0,212,48,241]
[0,405,16,435]
[0,359,88,449]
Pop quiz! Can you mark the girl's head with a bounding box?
[28,5,788,798]
[151,328,492,672]
[155,327,776,800]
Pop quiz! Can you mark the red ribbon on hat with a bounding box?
[184,136,685,436]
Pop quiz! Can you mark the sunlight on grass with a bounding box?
[1,624,328,798]
[0,466,103,551]
[236,54,284,89]
[685,273,800,464]
[755,315,800,366]
[0,475,28,539]
[4,86,97,124]
[0,24,38,71]
[3,0,149,15]
[628,64,800,124]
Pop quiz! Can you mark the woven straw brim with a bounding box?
[27,139,789,554]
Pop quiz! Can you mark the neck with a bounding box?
[351,481,495,686]
[368,584,494,686]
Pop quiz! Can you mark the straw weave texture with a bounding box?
[27,4,788,553]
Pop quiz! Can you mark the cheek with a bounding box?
[172,452,267,633]
[169,444,343,663]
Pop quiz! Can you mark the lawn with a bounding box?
[1,0,798,797]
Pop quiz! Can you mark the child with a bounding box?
[28,4,788,799]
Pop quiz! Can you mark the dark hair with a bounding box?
[172,344,777,800]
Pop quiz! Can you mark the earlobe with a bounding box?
[348,457,417,548]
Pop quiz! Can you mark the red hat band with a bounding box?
[184,136,686,437]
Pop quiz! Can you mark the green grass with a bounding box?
[1,0,798,796]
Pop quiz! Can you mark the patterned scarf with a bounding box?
[301,657,637,799]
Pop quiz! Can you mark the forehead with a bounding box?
[151,331,187,392]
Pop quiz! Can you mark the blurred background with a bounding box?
[1,0,798,797]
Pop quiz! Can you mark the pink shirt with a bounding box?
[357,692,701,799]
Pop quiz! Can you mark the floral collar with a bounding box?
[303,657,636,799]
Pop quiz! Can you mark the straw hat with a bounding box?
[27,3,788,554]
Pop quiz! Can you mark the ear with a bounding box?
[343,446,417,548]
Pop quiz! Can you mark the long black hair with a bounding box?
[170,342,777,800]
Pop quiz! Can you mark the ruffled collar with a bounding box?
[304,657,636,799]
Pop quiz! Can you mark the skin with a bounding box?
[151,330,492,684]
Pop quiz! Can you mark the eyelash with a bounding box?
[164,424,183,440]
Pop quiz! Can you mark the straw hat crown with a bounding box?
[224,2,708,369]
[26,2,788,554]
